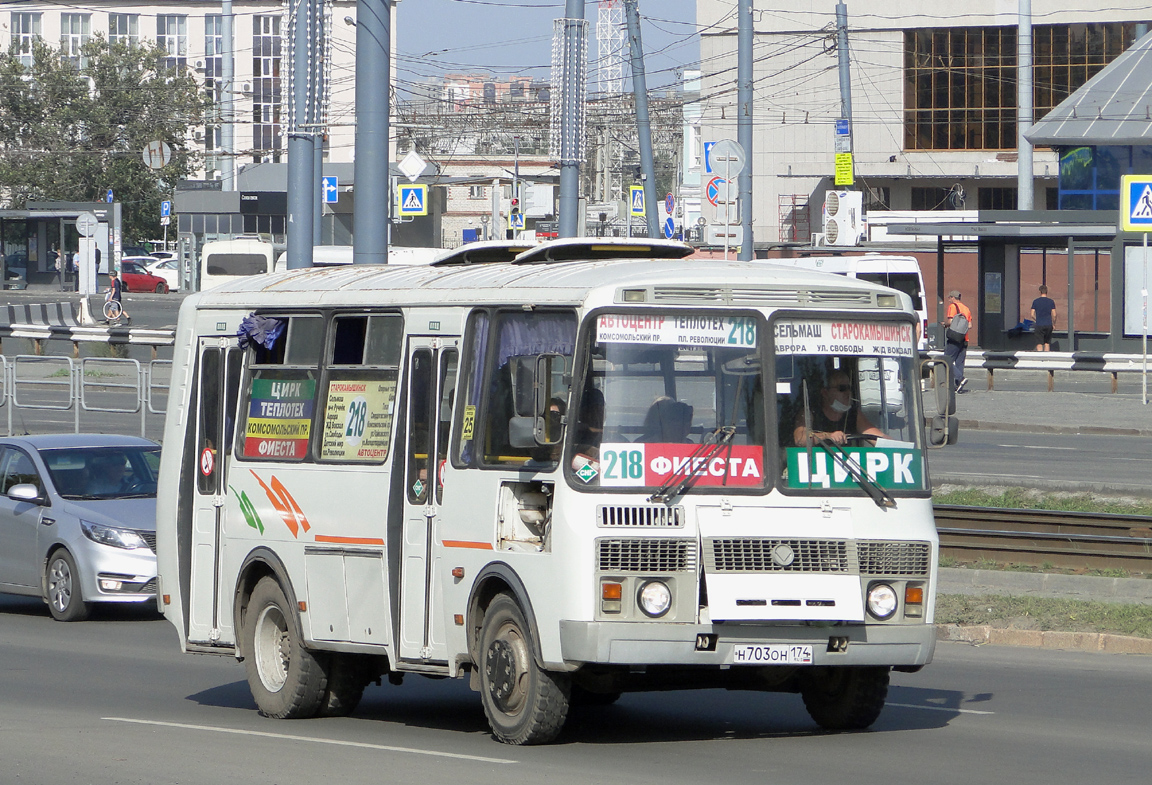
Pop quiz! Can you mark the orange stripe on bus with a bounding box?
[442,540,494,550]
[313,535,385,545]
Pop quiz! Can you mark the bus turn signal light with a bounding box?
[601,581,622,614]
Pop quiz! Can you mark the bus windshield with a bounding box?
[774,315,926,495]
[569,312,768,492]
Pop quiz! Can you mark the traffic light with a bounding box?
[511,197,520,214]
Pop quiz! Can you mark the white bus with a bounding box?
[273,245,444,272]
[155,240,955,745]
[765,255,930,349]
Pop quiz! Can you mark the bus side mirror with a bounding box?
[926,415,959,447]
[921,358,958,448]
[534,353,568,445]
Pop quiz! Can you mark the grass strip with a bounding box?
[934,487,1152,517]
[936,594,1152,639]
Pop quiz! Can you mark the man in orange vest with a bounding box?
[944,290,972,393]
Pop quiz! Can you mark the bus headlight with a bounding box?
[866,583,899,620]
[637,580,672,618]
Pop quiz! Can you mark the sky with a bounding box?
[394,0,700,97]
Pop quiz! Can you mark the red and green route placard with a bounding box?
[243,378,316,459]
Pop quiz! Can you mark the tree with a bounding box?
[0,37,210,243]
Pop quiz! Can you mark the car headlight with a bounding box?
[81,520,148,550]
[637,580,672,618]
[867,583,899,620]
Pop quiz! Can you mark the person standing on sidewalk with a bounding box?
[1030,284,1057,351]
[944,290,972,393]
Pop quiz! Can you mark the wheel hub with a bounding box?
[485,639,517,708]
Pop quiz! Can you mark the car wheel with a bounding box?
[155,282,168,294]
[478,593,570,744]
[45,550,90,622]
[241,576,328,719]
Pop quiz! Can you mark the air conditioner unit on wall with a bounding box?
[823,190,864,246]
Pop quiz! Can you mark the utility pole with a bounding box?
[555,0,587,238]
[221,0,234,191]
[312,0,325,245]
[737,1,753,259]
[286,0,317,269]
[353,0,390,264]
[623,0,658,240]
[1017,0,1034,210]
[835,1,854,190]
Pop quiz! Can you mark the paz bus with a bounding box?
[155,239,956,745]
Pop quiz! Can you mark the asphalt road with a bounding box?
[1,593,1149,785]
[927,429,1152,494]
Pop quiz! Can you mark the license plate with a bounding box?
[731,644,813,665]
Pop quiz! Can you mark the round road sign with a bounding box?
[709,139,746,177]
[200,447,215,477]
[75,212,98,238]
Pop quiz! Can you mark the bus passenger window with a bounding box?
[407,350,433,503]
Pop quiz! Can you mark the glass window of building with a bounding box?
[204,14,224,174]
[157,15,188,71]
[252,15,282,163]
[60,14,91,69]
[108,13,138,47]
[905,22,1148,151]
[10,12,41,69]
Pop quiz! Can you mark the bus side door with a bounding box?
[188,337,243,645]
[398,338,458,665]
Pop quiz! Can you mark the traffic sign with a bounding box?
[322,176,339,204]
[1121,175,1152,232]
[704,141,717,174]
[106,189,114,203]
[706,177,727,206]
[510,212,525,230]
[160,200,172,218]
[663,217,675,239]
[76,212,98,237]
[665,193,675,215]
[142,140,172,170]
[397,184,428,216]
[630,186,646,216]
[709,139,746,177]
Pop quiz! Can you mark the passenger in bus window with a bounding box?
[792,369,886,446]
[638,397,694,443]
[571,387,605,473]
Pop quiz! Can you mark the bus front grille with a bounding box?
[705,538,851,573]
[598,505,684,528]
[597,538,697,572]
[857,541,931,576]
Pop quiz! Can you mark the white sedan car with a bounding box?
[145,257,181,292]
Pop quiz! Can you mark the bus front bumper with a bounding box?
[558,620,936,668]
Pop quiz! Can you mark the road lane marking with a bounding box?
[886,702,995,715]
[103,717,515,764]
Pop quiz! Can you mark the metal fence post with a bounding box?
[141,364,148,438]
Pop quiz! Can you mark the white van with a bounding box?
[198,238,276,291]
[765,254,929,350]
[273,245,441,272]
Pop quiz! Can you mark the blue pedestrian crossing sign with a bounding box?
[509,212,525,230]
[397,184,428,216]
[1121,175,1152,232]
[630,186,646,216]
[322,176,339,204]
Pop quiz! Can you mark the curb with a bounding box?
[936,624,1152,654]
[956,419,1152,437]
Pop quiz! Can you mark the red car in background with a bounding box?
[119,257,170,293]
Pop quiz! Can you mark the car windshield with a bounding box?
[41,446,161,500]
[569,312,768,492]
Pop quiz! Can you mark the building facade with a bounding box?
[698,1,1150,245]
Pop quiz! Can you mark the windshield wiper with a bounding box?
[648,426,736,505]
[814,438,896,509]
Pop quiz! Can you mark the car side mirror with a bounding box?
[8,483,45,504]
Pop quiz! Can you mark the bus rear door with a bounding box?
[398,338,458,665]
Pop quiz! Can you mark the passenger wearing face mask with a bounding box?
[793,369,886,446]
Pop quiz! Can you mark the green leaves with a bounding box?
[0,35,211,242]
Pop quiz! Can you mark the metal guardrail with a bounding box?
[936,505,1152,572]
[928,349,1152,392]
[0,355,171,439]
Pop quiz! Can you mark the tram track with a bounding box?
[934,505,1152,572]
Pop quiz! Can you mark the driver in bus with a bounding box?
[570,387,605,473]
[792,369,886,446]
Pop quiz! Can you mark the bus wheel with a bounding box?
[479,594,570,745]
[317,654,371,717]
[242,576,328,719]
[799,666,890,731]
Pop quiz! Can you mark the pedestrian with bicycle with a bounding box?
[105,268,129,323]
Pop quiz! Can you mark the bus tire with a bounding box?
[799,666,889,731]
[242,576,328,719]
[317,654,371,717]
[479,594,570,745]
